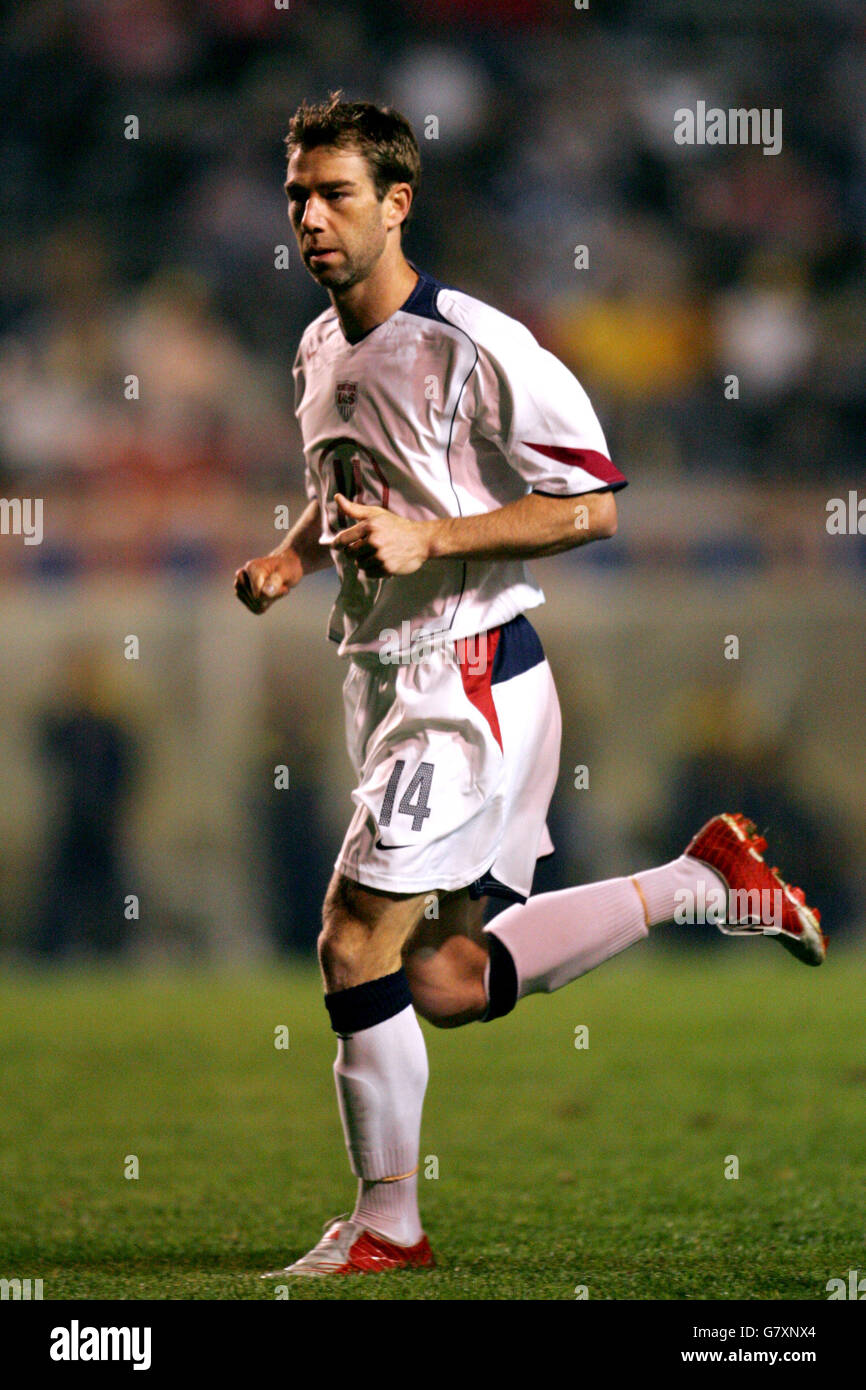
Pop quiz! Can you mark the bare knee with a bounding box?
[319,881,374,990]
[317,920,368,991]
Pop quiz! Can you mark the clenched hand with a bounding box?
[330,493,432,577]
[234,551,302,615]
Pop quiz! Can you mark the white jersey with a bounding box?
[293,268,626,658]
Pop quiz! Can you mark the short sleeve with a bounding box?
[472,322,627,495]
[292,341,306,416]
[292,342,318,504]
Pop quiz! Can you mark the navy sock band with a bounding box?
[482,933,518,1022]
[325,968,413,1035]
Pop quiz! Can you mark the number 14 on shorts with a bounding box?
[379,760,434,834]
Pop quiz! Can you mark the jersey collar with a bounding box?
[335,264,437,345]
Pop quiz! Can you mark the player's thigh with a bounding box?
[320,868,431,989]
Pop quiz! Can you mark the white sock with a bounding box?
[632,854,726,928]
[484,855,726,1009]
[353,1172,421,1249]
[333,1003,427,1246]
[485,874,648,1003]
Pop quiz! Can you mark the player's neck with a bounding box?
[331,253,419,345]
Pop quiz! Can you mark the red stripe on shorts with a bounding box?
[456,628,503,751]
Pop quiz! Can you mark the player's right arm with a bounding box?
[234,497,331,615]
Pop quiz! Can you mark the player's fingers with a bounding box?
[236,585,264,613]
[234,570,255,603]
[235,563,274,609]
[346,541,379,569]
[334,492,375,519]
[261,573,284,599]
[243,561,274,598]
[332,522,369,549]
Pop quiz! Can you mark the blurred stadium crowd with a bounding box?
[1,0,865,569]
[0,1,863,959]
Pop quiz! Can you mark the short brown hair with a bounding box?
[285,92,421,226]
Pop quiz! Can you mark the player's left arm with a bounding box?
[330,488,617,576]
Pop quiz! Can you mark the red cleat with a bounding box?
[686,812,827,967]
[261,1217,435,1279]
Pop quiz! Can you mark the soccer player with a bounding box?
[235,95,825,1278]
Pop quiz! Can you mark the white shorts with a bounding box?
[334,614,562,903]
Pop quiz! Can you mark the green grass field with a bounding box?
[1,948,863,1301]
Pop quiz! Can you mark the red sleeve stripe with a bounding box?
[522,442,627,489]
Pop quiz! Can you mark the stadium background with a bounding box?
[0,0,862,961]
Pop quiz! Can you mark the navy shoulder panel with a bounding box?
[400,268,449,325]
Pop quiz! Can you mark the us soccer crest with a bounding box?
[335,381,358,422]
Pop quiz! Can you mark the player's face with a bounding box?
[285,145,390,291]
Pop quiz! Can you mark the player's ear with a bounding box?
[384,182,412,231]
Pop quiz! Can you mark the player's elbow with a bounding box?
[592,492,618,540]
